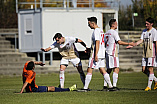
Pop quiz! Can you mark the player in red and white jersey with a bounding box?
[127,17,157,91]
[82,17,114,91]
[105,19,134,91]
[41,33,88,88]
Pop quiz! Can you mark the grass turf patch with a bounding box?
[0,71,157,104]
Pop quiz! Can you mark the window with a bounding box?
[25,18,33,34]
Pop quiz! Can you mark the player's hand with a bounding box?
[126,45,133,49]
[94,55,98,62]
[85,48,91,54]
[41,48,47,52]
[39,62,45,66]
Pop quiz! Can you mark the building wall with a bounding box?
[42,10,103,51]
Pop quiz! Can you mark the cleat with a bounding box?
[58,84,61,88]
[154,82,157,90]
[145,86,151,91]
[77,88,90,92]
[107,87,116,91]
[113,87,120,91]
[101,86,108,91]
[69,84,77,91]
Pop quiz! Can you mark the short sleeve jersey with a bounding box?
[90,28,105,58]
[105,29,121,57]
[140,27,157,58]
[50,37,79,59]
[23,62,38,92]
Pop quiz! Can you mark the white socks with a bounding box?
[148,73,154,88]
[60,69,65,88]
[113,72,118,87]
[103,72,118,87]
[84,73,92,89]
[104,73,113,88]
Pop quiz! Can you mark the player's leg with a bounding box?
[48,84,77,92]
[145,66,154,91]
[107,68,113,75]
[104,53,112,88]
[59,65,66,88]
[142,58,149,77]
[145,58,154,91]
[59,58,68,88]
[142,66,149,77]
[76,65,85,86]
[99,67,113,88]
[71,58,85,86]
[102,68,112,90]
[83,67,93,90]
[113,67,119,87]
[83,57,94,90]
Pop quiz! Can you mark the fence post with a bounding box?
[15,34,17,52]
[16,0,18,13]
[40,0,43,9]
[92,0,94,11]
[67,0,69,12]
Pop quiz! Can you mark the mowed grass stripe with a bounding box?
[0,71,157,104]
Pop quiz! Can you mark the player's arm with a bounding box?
[118,40,134,46]
[94,40,100,62]
[134,39,143,46]
[77,39,90,53]
[18,82,28,94]
[126,39,143,48]
[41,47,52,52]
[26,61,45,66]
[77,39,87,48]
[34,61,45,66]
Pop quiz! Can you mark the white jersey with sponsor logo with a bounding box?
[90,28,105,58]
[105,29,120,57]
[50,36,79,59]
[140,27,157,58]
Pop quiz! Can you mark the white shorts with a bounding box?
[60,58,81,67]
[154,57,157,67]
[106,53,119,69]
[142,57,155,67]
[88,57,105,69]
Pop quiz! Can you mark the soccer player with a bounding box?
[82,17,114,91]
[104,19,134,91]
[127,17,157,91]
[18,61,77,93]
[41,33,88,88]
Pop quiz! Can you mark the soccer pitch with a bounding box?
[0,71,157,104]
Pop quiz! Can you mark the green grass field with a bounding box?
[0,71,157,104]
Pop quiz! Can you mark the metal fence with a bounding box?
[16,0,119,12]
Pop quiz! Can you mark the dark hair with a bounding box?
[87,17,97,24]
[109,19,116,27]
[146,17,154,24]
[53,33,62,41]
[26,61,35,70]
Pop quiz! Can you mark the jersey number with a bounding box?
[101,34,105,45]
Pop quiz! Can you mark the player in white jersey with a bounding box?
[82,17,114,91]
[41,33,88,88]
[104,19,134,91]
[127,17,157,91]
